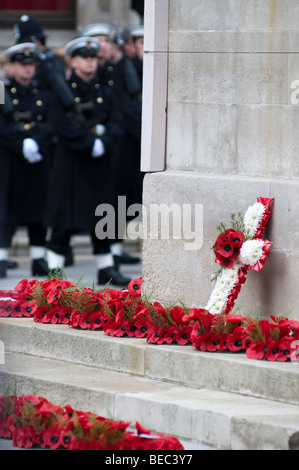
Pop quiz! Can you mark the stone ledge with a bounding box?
[1,351,299,450]
[1,318,298,405]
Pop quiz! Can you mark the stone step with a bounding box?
[1,318,299,406]
[1,351,299,450]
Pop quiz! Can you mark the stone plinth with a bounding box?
[142,171,299,320]
[141,0,299,320]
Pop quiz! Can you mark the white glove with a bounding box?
[95,124,106,136]
[91,138,105,158]
[22,138,43,164]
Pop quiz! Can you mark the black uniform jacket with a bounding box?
[44,70,124,232]
[0,78,53,225]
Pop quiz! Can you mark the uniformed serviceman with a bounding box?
[13,15,76,267]
[44,37,132,287]
[80,23,141,267]
[112,25,144,222]
[13,15,66,90]
[129,25,144,92]
[0,43,54,278]
[80,23,115,87]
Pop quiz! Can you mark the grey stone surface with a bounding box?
[1,351,299,450]
[142,171,299,320]
[142,0,299,321]
[1,318,299,405]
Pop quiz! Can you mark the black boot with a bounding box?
[0,260,7,279]
[114,252,140,270]
[6,260,18,269]
[98,266,131,287]
[31,258,50,277]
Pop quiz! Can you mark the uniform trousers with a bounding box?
[47,227,114,271]
[47,227,112,256]
[0,223,47,260]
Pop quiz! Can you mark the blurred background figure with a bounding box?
[0,4,145,277]
[79,22,142,268]
[0,42,54,278]
[44,37,132,287]
[80,23,115,86]
[13,15,66,90]
[105,23,143,268]
[129,25,144,87]
[13,15,75,266]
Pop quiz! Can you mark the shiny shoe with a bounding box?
[114,252,140,270]
[31,258,50,277]
[97,266,131,287]
[0,260,7,279]
[6,259,19,269]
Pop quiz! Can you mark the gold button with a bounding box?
[11,87,17,94]
[12,99,19,105]
[71,82,77,89]
[97,97,103,103]
[108,66,113,72]
[108,80,114,86]
[75,97,81,103]
[36,100,43,106]
[23,123,31,130]
[95,83,100,89]
[33,88,38,94]
[37,115,43,121]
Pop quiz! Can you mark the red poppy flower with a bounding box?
[35,306,63,324]
[127,277,142,297]
[102,315,117,335]
[190,327,207,350]
[45,280,75,304]
[14,278,37,296]
[58,307,74,324]
[77,312,94,329]
[213,229,245,268]
[181,308,210,327]
[31,304,48,322]
[226,327,246,352]
[264,337,293,362]
[108,318,129,337]
[125,321,142,337]
[132,317,149,338]
[69,310,82,328]
[176,325,192,345]
[42,426,63,449]
[0,417,12,439]
[245,340,266,360]
[0,303,12,317]
[12,426,35,449]
[136,422,150,435]
[225,315,245,325]
[89,311,104,330]
[146,326,167,344]
[192,312,214,335]
[163,325,181,344]
[199,332,227,352]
